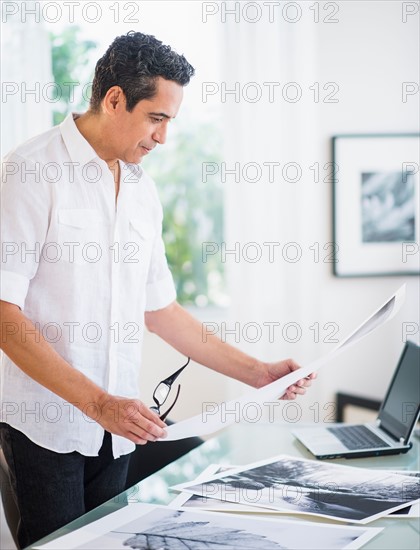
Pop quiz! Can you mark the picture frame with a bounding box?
[332,134,420,277]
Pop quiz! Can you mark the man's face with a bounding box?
[110,77,184,164]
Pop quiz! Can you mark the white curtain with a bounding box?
[1,1,53,155]
[221,15,323,363]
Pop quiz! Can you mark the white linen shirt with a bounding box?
[0,113,176,458]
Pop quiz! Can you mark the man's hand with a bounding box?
[94,394,167,445]
[256,359,316,400]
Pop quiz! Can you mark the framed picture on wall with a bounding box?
[332,134,420,277]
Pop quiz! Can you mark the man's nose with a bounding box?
[152,125,168,145]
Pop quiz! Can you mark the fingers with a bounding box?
[283,378,312,400]
[126,405,167,444]
[139,404,167,428]
[287,385,304,397]
[289,381,308,393]
[99,397,168,445]
[295,373,316,389]
[129,420,166,444]
[282,388,298,400]
[275,362,316,400]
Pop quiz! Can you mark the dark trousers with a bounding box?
[0,423,130,549]
[124,420,204,488]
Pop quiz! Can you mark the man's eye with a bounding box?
[151,117,163,123]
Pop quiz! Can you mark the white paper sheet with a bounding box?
[34,502,383,550]
[163,285,406,441]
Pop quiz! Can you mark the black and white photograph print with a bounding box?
[332,134,420,276]
[173,454,420,524]
[170,464,264,513]
[71,506,382,550]
[173,465,420,519]
[361,171,416,243]
[388,471,420,518]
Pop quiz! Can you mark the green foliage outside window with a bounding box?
[50,29,225,307]
[50,27,96,125]
[142,117,225,307]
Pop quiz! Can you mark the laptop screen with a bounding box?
[379,341,420,443]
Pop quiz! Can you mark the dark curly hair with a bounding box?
[90,31,195,112]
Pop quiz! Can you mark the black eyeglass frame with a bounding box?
[150,357,190,421]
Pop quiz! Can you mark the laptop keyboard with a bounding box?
[328,425,391,450]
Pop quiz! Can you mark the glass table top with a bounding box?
[29,423,420,549]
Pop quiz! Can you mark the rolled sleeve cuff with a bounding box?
[145,273,177,311]
[0,269,30,310]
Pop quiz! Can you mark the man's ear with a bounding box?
[102,86,126,115]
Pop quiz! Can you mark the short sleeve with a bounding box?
[145,228,177,311]
[1,153,51,309]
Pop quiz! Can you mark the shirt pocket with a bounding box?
[57,209,108,265]
[128,217,156,272]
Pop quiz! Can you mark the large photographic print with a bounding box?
[332,134,420,276]
[173,454,420,524]
[172,465,420,519]
[36,504,383,550]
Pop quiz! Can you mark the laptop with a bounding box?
[292,341,420,459]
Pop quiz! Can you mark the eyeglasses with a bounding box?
[150,357,190,421]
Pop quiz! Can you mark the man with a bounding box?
[0,31,314,548]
